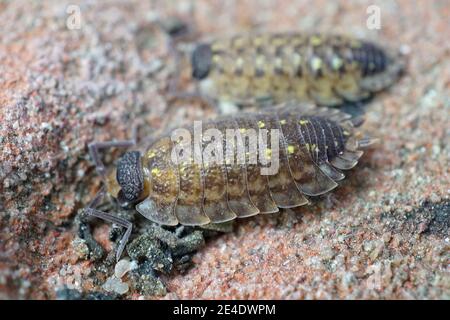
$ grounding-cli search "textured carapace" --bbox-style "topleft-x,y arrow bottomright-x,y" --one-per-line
106,103 -> 375,227
191,32 -> 406,106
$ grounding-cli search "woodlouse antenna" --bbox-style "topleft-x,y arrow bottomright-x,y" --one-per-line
88,131 -> 137,178
85,128 -> 139,261
84,186 -> 133,262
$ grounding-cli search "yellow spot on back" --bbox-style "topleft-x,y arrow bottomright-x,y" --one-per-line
148,151 -> 156,158
299,119 -> 309,125
211,41 -> 226,51
272,37 -> 285,47
151,168 -> 160,176
233,37 -> 245,48
275,57 -> 283,68
292,53 -> 302,66
343,130 -> 350,136
311,57 -> 322,71
350,40 -> 362,48
212,55 -> 221,64
310,35 -> 322,46
255,55 -> 265,67
287,145 -> 295,154
280,119 -> 286,125
254,36 -> 263,46
258,121 -> 265,128
331,57 -> 343,70
265,148 -> 272,159
240,128 -> 247,133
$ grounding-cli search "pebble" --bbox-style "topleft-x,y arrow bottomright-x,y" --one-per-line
103,276 -> 129,295
114,259 -> 137,278
219,101 -> 240,114
430,193 -> 441,203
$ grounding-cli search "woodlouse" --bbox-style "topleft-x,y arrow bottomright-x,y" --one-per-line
189,32 -> 406,107
85,103 -> 376,261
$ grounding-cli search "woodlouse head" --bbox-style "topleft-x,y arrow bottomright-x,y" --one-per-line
110,151 -> 147,208
191,43 -> 212,80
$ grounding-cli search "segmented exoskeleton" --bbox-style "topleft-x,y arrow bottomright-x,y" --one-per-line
190,32 -> 405,107
85,103 -> 376,260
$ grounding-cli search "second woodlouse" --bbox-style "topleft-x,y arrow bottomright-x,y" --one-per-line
189,32 -> 406,107
85,103 -> 376,261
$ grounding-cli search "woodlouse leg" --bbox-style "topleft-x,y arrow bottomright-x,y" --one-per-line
330,95 -> 374,119
161,19 -> 218,114
88,126 -> 137,177
166,40 -> 184,98
161,4 -> 222,115
163,0 -> 199,93
84,187 -> 133,262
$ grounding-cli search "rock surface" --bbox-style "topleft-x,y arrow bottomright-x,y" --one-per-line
0,0 -> 449,299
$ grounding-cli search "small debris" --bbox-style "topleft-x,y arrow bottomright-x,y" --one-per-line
56,287 -> 117,300
71,238 -> 90,260
114,259 -> 137,278
103,276 -> 129,295
129,261 -> 167,296
218,101 -> 240,114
